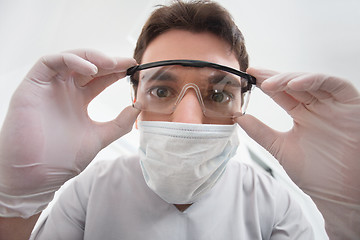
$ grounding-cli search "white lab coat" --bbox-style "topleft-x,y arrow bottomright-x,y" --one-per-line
31,154 -> 315,239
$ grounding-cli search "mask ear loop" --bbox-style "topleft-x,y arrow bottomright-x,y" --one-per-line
173,83 -> 207,114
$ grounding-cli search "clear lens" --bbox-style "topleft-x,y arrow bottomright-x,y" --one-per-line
130,65 -> 252,118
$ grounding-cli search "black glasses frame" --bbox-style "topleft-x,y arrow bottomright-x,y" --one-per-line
126,59 -> 256,91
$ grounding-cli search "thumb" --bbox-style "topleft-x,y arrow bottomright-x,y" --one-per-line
96,106 -> 141,148
235,114 -> 282,157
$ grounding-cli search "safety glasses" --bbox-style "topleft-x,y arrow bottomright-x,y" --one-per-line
127,60 -> 256,119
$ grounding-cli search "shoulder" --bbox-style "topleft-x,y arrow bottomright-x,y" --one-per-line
81,154 -> 141,179
225,159 -> 279,194
225,159 -> 309,210
66,155 -> 142,198
228,159 -> 315,238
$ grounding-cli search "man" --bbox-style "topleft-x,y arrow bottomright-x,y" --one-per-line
0,1 -> 359,239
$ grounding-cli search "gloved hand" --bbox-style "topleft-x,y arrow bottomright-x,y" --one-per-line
0,49 -> 140,218
236,68 -> 360,239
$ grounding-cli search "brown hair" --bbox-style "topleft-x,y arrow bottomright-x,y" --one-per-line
133,0 -> 249,71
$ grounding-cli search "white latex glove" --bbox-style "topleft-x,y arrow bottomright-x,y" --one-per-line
0,49 -> 140,218
236,68 -> 360,240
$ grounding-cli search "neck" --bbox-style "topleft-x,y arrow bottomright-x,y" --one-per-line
174,204 -> 192,212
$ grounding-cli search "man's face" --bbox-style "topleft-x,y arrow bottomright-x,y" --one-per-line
139,29 -> 240,124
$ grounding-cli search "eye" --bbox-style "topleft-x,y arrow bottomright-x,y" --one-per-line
149,87 -> 172,98
210,90 -> 232,103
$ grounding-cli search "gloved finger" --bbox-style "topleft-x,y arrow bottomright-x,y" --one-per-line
39,53 -> 98,82
246,67 -> 279,87
273,72 -> 340,102
266,90 -> 301,112
66,50 -> 136,79
260,72 -> 307,92
274,88 -> 332,107
287,73 -> 360,103
284,89 -> 316,105
82,72 -> 126,103
64,49 -> 118,70
95,106 -> 141,148
246,67 -> 303,111
235,113 -> 283,158
248,68 -> 339,112
261,71 -> 359,103
75,57 -> 136,87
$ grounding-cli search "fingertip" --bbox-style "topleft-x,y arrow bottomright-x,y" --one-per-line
257,78 -> 276,94
234,113 -> 281,154
113,57 -> 138,72
62,53 -> 101,76
128,104 -> 141,114
259,80 -> 270,89
246,67 -> 264,78
119,105 -> 141,122
234,113 -> 257,130
109,58 -> 118,69
114,106 -> 141,134
246,67 -> 280,83
90,65 -> 98,75
72,49 -> 118,70
245,67 -> 256,75
97,106 -> 141,148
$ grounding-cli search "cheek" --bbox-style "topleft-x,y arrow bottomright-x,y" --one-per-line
139,111 -> 235,125
139,112 -> 170,122
203,117 -> 235,125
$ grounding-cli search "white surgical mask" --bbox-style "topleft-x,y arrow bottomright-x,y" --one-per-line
138,121 -> 239,204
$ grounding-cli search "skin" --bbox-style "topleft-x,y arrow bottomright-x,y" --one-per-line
139,29 -> 240,211
0,213 -> 40,240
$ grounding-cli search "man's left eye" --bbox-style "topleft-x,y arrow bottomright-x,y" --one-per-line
210,90 -> 232,103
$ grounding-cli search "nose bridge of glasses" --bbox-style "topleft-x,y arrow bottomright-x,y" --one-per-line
174,83 -> 205,110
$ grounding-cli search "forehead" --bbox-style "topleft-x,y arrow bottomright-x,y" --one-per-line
139,65 -> 242,87
141,30 -> 240,70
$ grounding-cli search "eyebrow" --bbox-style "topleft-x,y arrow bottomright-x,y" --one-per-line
142,68 -> 242,88
142,68 -> 178,82
208,73 -> 242,87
